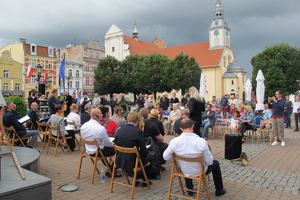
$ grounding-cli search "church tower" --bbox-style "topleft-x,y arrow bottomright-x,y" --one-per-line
132,22 -> 139,41
209,0 -> 231,49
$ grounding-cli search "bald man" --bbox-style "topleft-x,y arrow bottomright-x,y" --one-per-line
26,102 -> 39,129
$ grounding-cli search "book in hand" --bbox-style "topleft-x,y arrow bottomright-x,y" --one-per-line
18,115 -> 31,124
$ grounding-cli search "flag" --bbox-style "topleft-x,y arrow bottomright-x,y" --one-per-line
59,57 -> 65,81
26,64 -> 34,78
43,71 -> 50,83
206,90 -> 209,95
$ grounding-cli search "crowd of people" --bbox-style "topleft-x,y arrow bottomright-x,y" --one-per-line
2,86 -> 300,198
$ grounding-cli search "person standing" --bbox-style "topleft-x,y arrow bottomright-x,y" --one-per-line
292,95 -> 300,131
271,91 -> 286,146
284,96 -> 292,129
220,94 -> 228,118
110,93 -> 118,116
80,92 -> 91,114
136,93 -> 145,109
144,94 -> 149,109
211,96 -> 217,105
92,93 -> 101,108
149,94 -> 156,107
48,89 -> 65,116
181,94 -> 188,107
160,93 -> 169,111
63,91 -> 73,116
76,92 -> 82,113
188,86 -> 205,136
170,92 -> 179,106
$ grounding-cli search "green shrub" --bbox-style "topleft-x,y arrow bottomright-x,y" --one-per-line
4,96 -> 27,118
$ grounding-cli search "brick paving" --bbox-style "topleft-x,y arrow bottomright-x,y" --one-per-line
35,123 -> 300,200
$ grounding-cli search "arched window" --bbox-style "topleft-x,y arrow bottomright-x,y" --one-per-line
76,70 -> 79,77
85,77 -> 90,85
68,69 -> 72,77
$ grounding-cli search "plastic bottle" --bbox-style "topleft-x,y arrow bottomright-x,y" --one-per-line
100,168 -> 105,183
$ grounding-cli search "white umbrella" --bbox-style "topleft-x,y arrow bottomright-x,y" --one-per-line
255,70 -> 265,111
245,79 -> 252,102
0,90 -> 5,106
199,73 -> 206,100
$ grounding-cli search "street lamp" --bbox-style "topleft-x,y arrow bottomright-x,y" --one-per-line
66,75 -> 71,95
35,64 -> 44,94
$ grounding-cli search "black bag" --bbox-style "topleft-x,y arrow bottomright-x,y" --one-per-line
144,137 -> 161,176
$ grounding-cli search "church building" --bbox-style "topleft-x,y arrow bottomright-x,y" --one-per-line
104,0 -> 246,100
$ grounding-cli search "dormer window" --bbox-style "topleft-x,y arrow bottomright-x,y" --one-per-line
48,46 -> 54,57
31,44 -> 37,55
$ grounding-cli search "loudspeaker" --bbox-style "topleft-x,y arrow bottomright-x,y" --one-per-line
225,134 -> 242,160
38,84 -> 45,95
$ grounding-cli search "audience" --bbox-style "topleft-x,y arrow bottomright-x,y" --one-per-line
26,102 -> 39,130
110,105 -> 126,128
200,104 -> 215,140
66,104 -> 81,151
174,109 -> 190,135
230,110 -> 241,135
80,104 -> 91,125
148,109 -> 165,136
99,106 -> 118,137
163,103 -> 181,135
240,105 -> 255,143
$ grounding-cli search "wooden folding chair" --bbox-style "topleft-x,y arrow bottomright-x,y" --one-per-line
27,120 -> 36,130
214,118 -> 228,140
66,121 -> 82,150
46,125 -> 72,157
110,144 -> 151,199
255,120 -> 273,144
4,126 -> 31,147
174,132 -> 180,137
77,137 -> 112,184
36,121 -> 50,149
167,154 -> 210,200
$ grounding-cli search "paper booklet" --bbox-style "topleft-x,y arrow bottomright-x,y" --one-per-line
18,115 -> 30,124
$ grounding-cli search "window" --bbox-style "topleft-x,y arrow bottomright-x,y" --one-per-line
40,60 -> 45,68
68,69 -> 72,77
76,81 -> 80,88
40,76 -> 44,84
48,47 -> 53,57
48,76 -> 53,84
96,52 -> 100,58
76,70 -> 79,77
89,51 -> 93,58
112,47 -> 115,52
49,61 -> 53,70
15,83 -> 20,91
86,63 -> 90,71
3,83 -> 8,90
30,44 -> 37,55
232,80 -> 234,85
69,81 -> 72,88
3,70 -> 8,77
29,75 -> 36,84
30,59 -> 36,68
93,64 -> 96,70
85,76 -> 90,85
214,38 -> 219,47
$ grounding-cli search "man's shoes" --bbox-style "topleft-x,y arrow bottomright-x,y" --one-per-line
271,141 -> 278,146
281,141 -> 285,147
188,191 -> 195,196
106,171 -> 122,177
289,126 -> 292,129
160,166 -> 165,171
294,129 -> 299,131
26,145 -> 33,148
215,188 -> 226,196
141,181 -> 152,187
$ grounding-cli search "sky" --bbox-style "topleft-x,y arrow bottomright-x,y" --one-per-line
1,0 -> 299,79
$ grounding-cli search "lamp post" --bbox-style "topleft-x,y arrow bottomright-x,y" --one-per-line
36,64 -> 44,94
66,75 -> 71,95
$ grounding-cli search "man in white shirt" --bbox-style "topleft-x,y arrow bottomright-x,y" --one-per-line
148,94 -> 156,107
163,118 -> 226,197
144,94 -> 149,109
81,108 -> 121,177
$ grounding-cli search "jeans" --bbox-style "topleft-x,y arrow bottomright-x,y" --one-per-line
200,121 -> 212,139
294,113 -> 299,130
284,112 -> 291,127
19,130 -> 39,147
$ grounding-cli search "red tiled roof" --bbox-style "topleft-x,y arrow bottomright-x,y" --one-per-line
123,36 -> 224,67
24,44 -> 57,58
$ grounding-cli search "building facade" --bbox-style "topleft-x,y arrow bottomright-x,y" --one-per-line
104,0 -> 246,101
0,50 -> 24,98
59,39 -> 105,97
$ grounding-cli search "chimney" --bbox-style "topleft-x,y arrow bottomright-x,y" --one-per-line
19,38 -> 26,44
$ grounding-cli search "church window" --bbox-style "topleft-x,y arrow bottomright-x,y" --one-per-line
112,47 -> 115,52
232,80 -> 234,85
214,38 -> 219,46
223,57 -> 226,68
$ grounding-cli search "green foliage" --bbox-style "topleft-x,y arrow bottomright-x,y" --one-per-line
264,67 -> 286,98
4,96 -> 27,118
251,43 -> 300,95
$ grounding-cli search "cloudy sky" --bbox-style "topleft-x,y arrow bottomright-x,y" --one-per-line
1,0 -> 299,78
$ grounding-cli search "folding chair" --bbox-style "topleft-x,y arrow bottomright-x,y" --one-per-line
36,121 -> 50,149
214,118 -> 228,140
27,120 -> 36,130
66,121 -> 82,150
167,154 -> 210,200
77,137 -> 112,184
174,132 -> 180,137
250,117 -> 263,143
255,120 -> 273,144
4,126 -> 31,147
46,125 -> 72,157
110,144 -> 151,199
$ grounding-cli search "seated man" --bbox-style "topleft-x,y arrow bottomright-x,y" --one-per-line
114,112 -> 154,183
147,101 -> 155,113
163,118 -> 226,197
80,103 -> 91,125
200,104 -> 215,139
163,103 -> 181,135
2,100 -> 38,148
174,109 -> 190,135
80,108 -> 121,177
26,102 -> 39,129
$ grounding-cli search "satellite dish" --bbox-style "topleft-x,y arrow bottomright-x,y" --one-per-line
0,90 -> 5,106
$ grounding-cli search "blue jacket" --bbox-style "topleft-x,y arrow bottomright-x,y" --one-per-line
48,97 -> 64,115
221,98 -> 228,106
3,111 -> 27,136
272,99 -> 285,117
241,112 -> 255,125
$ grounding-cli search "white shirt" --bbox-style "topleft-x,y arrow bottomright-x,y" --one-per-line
293,102 -> 300,113
163,133 -> 213,177
148,98 -> 156,106
66,112 -> 81,130
80,119 -> 113,154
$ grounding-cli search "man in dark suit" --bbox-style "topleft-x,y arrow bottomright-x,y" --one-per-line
200,104 -> 215,139
63,91 -> 73,116
110,93 -> 118,116
26,102 -> 39,130
28,91 -> 37,109
80,104 -> 91,125
174,109 -> 190,135
170,92 -> 179,106
114,112 -> 154,182
160,93 -> 169,111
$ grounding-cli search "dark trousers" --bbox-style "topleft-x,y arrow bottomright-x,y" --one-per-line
241,123 -> 253,135
99,147 -> 115,167
66,130 -> 76,150
285,112 -> 291,127
294,113 -> 299,130
193,122 -> 202,137
185,160 -> 223,191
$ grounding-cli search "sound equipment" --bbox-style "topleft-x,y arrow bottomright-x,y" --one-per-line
231,152 -> 248,166
225,134 -> 242,160
38,84 -> 45,95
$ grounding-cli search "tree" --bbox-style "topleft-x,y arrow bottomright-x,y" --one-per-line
167,52 -> 201,96
4,96 -> 27,118
94,56 -> 124,96
264,67 -> 286,99
251,43 -> 300,95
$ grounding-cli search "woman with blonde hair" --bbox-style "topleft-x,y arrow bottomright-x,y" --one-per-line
110,105 -> 126,128
65,104 -> 80,151
48,88 -> 64,115
240,105 -> 255,142
188,86 -> 205,136
149,109 -> 165,136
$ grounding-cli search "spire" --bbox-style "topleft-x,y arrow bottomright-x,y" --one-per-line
214,0 -> 224,20
132,21 -> 139,41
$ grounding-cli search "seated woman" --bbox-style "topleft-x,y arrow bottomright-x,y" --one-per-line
239,106 -> 244,116
47,104 -> 69,149
156,102 -> 163,120
110,105 -> 126,128
240,105 -> 255,142
211,104 -> 220,114
229,103 -> 237,115
99,106 -> 118,137
65,104 -> 80,151
148,109 -> 165,136
230,110 -> 241,135
134,104 -> 140,112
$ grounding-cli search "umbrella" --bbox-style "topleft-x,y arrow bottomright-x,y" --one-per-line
245,79 -> 252,102
0,90 -> 5,106
255,70 -> 265,111
199,73 -> 206,99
